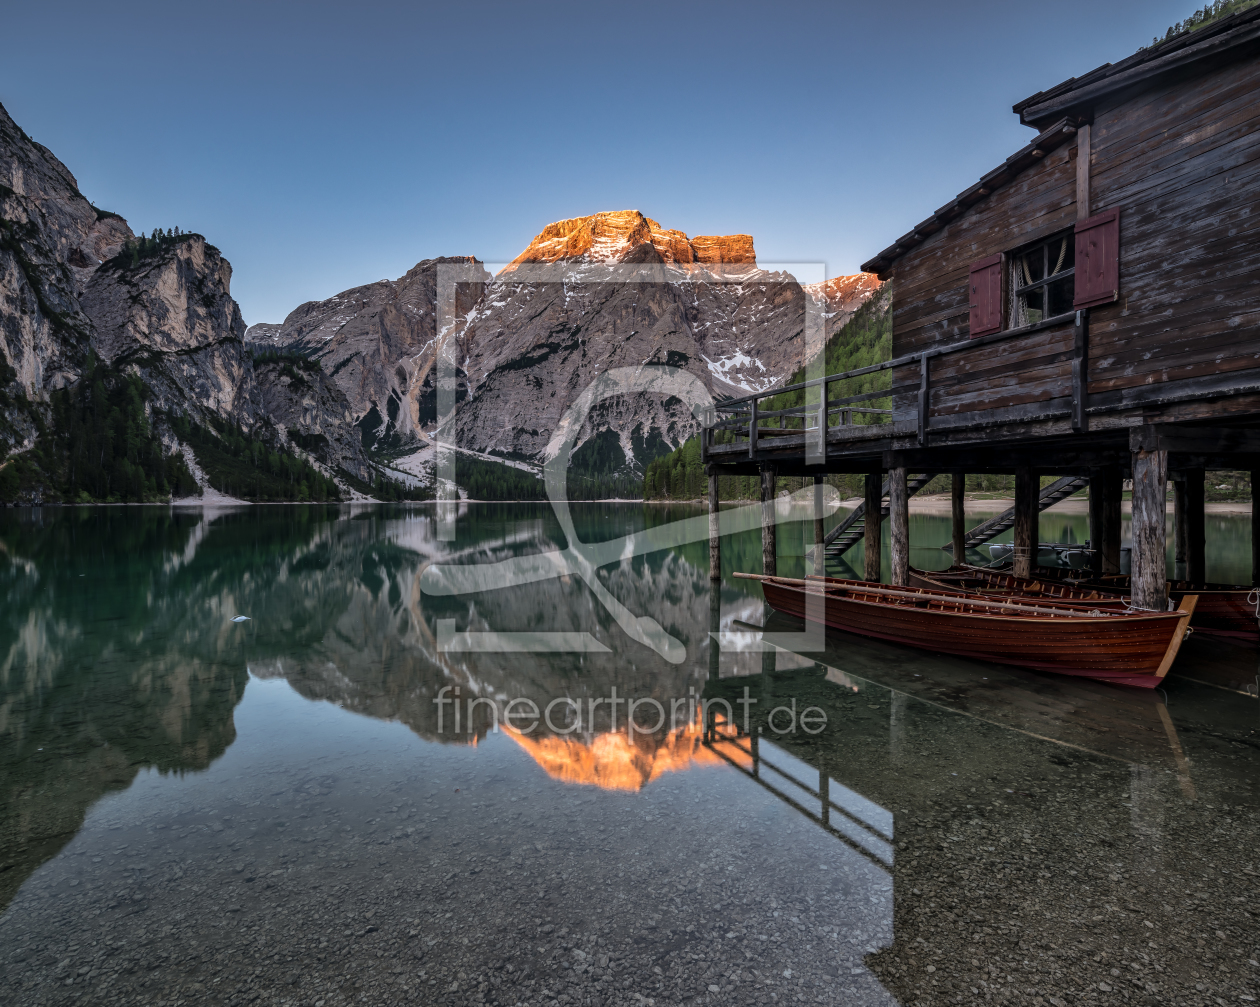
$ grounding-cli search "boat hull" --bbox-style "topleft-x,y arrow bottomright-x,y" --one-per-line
1024,567 -> 1259,642
760,579 -> 1194,689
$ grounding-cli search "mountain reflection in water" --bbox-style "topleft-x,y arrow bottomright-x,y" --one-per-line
0,503 -> 1256,1007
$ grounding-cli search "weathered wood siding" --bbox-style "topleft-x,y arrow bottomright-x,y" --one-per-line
888,144 -> 1077,421
887,53 -> 1260,429
1087,56 -> 1260,396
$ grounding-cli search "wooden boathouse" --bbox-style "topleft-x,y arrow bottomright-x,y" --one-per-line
704,8 -> 1260,608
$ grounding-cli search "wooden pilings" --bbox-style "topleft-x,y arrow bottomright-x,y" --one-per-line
1185,468 -> 1205,585
760,464 -> 777,577
1130,441 -> 1168,611
1013,468 -> 1038,579
813,476 -> 825,576
889,466 -> 909,586
1089,466 -> 1123,575
707,469 -> 721,580
864,471 -> 882,582
1254,468 -> 1260,588
1173,477 -> 1188,581
951,473 -> 965,564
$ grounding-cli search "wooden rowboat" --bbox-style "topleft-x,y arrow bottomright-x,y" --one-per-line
906,566 -> 1132,609
737,572 -> 1197,689
991,565 -> 1259,642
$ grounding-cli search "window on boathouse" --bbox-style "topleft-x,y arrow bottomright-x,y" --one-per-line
1010,230 -> 1075,327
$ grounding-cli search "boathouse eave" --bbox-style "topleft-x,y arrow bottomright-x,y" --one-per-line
859,116 -> 1083,278
1013,4 -> 1260,128
861,5 -> 1260,280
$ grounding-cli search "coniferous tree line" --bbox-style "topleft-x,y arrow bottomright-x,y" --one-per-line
104,227 -> 202,271
1143,0 -> 1257,49
0,354 -> 198,503
170,413 -> 341,503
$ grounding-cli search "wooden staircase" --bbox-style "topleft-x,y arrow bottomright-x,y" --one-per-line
943,475 -> 1090,554
822,473 -> 939,564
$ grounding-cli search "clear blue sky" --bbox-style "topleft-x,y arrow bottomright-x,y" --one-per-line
2,0 -> 1198,325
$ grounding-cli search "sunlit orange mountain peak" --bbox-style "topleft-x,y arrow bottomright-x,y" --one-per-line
500,210 -> 757,274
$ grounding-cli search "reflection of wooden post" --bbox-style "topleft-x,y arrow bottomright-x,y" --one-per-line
1014,468 -> 1039,579
1173,477 -> 1188,581
813,476 -> 825,576
951,474 -> 965,566
708,469 -> 721,581
1130,434 -> 1168,611
889,466 -> 909,586
864,471 -> 882,582
890,691 -> 907,764
1185,469 -> 1205,586
760,464 -> 777,577
819,770 -> 830,826
708,581 -> 721,682
750,728 -> 760,779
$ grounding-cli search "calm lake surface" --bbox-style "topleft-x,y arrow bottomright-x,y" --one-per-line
0,503 -> 1256,1007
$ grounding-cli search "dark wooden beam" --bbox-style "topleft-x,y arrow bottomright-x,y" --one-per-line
760,464 -> 777,577
1014,468 -> 1039,579
951,473 -> 966,565
1173,478 -> 1189,581
1185,468 -> 1206,586
1130,442 -> 1168,611
864,471 -> 883,583
708,470 -> 721,581
889,466 -> 909,586
813,476 -> 825,577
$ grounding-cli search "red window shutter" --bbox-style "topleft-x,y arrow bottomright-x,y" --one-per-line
1074,209 -> 1120,309
968,254 -> 1002,338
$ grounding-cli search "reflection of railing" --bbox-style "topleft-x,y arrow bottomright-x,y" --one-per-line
703,722 -> 893,869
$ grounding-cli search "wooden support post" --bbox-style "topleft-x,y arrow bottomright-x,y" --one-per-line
1098,465 -> 1123,575
917,354 -> 930,446
1076,122 -> 1091,219
1013,467 -> 1039,579
1130,438 -> 1168,611
1173,477 -> 1188,581
708,468 -> 721,581
889,466 -> 909,586
1072,310 -> 1089,432
1186,468 -> 1205,586
864,471 -> 883,582
760,464 -> 777,577
1089,468 -> 1104,576
748,398 -> 759,459
951,473 -> 965,565
1253,467 -> 1260,587
813,476 -> 825,577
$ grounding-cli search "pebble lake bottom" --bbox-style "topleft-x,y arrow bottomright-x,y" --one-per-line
0,503 -> 1256,1007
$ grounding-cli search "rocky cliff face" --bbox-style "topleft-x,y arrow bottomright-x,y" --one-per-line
450,210 -> 869,472
82,236 -> 258,424
246,257 -> 489,450
0,102 -> 130,451
253,357 -> 372,481
803,272 -> 883,339
250,210 -> 880,480
0,101 -> 371,492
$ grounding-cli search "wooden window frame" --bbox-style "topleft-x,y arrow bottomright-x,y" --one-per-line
1010,229 -> 1076,328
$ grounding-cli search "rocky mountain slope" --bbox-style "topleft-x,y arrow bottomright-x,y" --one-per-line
250,210 -> 881,480
0,101 -> 371,496
245,257 -> 488,450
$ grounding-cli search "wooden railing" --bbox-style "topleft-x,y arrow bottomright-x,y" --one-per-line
703,309 -> 1084,462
